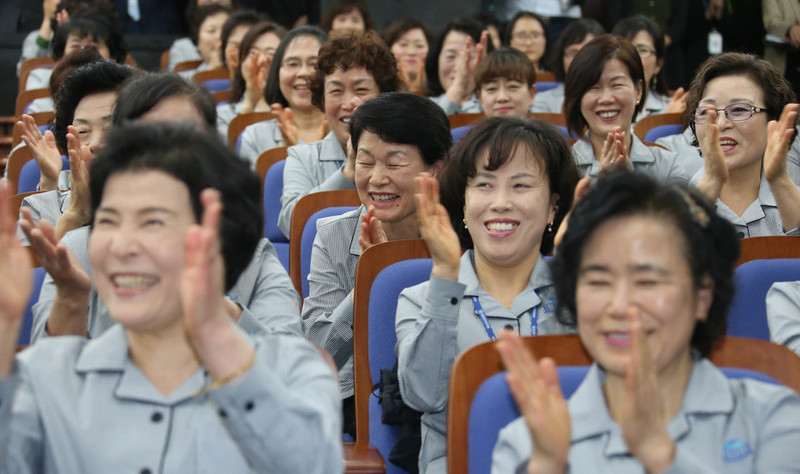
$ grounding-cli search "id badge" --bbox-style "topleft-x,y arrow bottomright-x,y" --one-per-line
708,28 -> 723,55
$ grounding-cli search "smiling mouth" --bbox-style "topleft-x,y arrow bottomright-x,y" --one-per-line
485,221 -> 519,232
597,111 -> 620,119
370,193 -> 399,204
111,274 -> 159,290
719,138 -> 738,151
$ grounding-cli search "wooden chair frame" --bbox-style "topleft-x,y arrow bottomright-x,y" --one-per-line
227,111 -> 275,149
448,113 -> 483,129
15,89 -> 51,118
447,335 -> 800,473
633,112 -> 683,142
288,189 -> 361,295
18,57 -> 55,93
528,112 -> 567,127
5,146 -> 34,195
255,146 -> 289,185
191,68 -> 230,85
535,71 -> 556,82
173,59 -> 203,73
737,236 -> 800,267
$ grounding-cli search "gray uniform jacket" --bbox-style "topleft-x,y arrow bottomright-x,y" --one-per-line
16,189 -> 71,246
689,171 -> 800,237
429,93 -> 482,115
572,134 -> 689,186
167,37 -> 201,72
301,206 -> 364,399
492,358 -> 800,473
216,100 -> 245,141
0,323 -> 343,473
238,118 -> 305,167
17,30 -> 49,76
278,131 -> 354,238
530,83 -> 564,113
31,226 -> 301,341
395,251 -> 575,474
767,281 -> 800,357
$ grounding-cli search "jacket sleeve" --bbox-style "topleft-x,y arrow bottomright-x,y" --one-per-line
395,276 -> 466,412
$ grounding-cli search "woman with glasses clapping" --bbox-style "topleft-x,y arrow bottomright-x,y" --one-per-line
690,52 -> 800,237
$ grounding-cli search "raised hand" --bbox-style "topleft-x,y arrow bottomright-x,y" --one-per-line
358,205 -> 387,253
398,59 -> 427,95
665,87 -> 687,115
764,103 -> 799,183
496,331 -> 570,474
0,182 -> 33,326
18,114 -> 62,191
553,177 -> 591,252
271,103 -> 300,146
55,128 -> 91,240
415,173 -> 460,280
599,127 -> 628,171
694,106 -> 727,202
618,309 -> 676,473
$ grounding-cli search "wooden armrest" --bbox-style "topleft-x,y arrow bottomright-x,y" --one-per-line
343,442 -> 385,473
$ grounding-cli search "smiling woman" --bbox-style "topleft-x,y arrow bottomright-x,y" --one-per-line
0,122 -> 342,472
395,117 -> 579,473
301,92 -> 451,438
564,34 -> 687,186
491,170 -> 800,473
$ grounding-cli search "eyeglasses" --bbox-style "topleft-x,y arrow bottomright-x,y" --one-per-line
691,103 -> 765,124
281,58 -> 317,71
635,45 -> 656,58
512,31 -> 544,42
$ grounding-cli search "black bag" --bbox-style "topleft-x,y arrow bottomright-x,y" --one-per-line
376,362 -> 422,473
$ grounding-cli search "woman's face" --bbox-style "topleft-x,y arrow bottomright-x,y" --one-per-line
580,58 -> 642,138
243,31 -> 282,76
478,77 -> 535,117
65,33 -> 110,59
510,17 -> 546,67
324,66 -> 380,145
354,130 -> 435,227
438,30 -> 472,91
197,11 -> 229,64
464,145 -> 557,268
391,28 -> 429,73
224,24 -> 251,73
73,90 -> 116,158
631,30 -> 660,87
278,35 -> 321,110
575,215 -> 712,378
562,33 -> 595,74
330,9 -> 365,36
90,170 -> 197,334
693,74 -> 769,175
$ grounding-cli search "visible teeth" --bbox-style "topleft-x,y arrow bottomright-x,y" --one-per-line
486,222 -> 518,232
112,275 -> 157,289
342,118 -> 351,124
371,194 -> 398,202
719,139 -> 736,147
607,332 -> 629,340
599,111 -> 619,118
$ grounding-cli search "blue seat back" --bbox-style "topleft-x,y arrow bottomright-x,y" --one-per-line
467,366 -> 780,473
451,125 -> 472,143
368,258 -> 432,473
300,206 -> 357,298
20,267 -> 47,346
728,258 -> 800,340
535,81 -> 560,93
643,123 -> 683,142
201,78 -> 231,92
18,155 -> 70,193
263,160 -> 287,243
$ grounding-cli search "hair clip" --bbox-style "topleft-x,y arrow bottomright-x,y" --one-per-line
674,187 -> 710,229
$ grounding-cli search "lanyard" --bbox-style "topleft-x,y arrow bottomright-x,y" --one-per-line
471,295 -> 539,341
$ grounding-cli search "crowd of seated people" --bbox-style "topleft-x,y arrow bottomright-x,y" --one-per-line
3,1 -> 800,472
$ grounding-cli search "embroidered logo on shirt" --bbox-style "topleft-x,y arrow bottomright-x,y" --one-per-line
542,298 -> 556,315
723,439 -> 753,463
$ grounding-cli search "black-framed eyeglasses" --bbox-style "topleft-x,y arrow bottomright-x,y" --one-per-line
691,103 -> 765,124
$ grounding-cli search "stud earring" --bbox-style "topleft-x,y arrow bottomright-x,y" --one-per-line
546,222 -> 553,233
463,217 -> 468,229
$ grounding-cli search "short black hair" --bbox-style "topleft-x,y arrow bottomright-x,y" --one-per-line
54,60 -> 135,151
381,17 -> 432,53
612,14 -> 669,96
112,72 -> 216,129
426,17 -> 496,97
51,11 -> 127,63
229,21 -> 287,104
475,47 -> 536,89
503,11 -> 547,47
319,0 -> 373,33
350,92 -> 452,167
264,26 -> 328,107
190,3 -> 232,45
89,122 -> 261,291
439,117 -> 580,255
547,18 -> 604,81
553,169 -> 739,357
